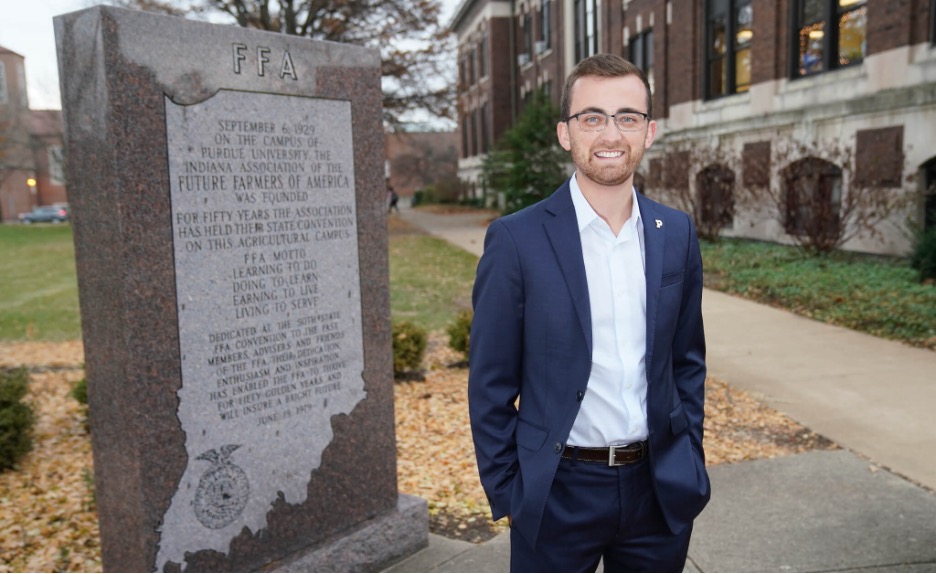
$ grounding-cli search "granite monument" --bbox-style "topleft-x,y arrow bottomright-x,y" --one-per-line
55,6 -> 426,572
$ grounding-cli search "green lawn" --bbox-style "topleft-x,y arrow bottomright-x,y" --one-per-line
0,223 -> 479,342
701,238 -> 936,349
388,234 -> 478,332
0,225 -> 81,341
2,222 -> 931,349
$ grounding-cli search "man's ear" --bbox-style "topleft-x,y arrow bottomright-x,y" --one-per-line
644,119 -> 657,150
557,121 -> 572,151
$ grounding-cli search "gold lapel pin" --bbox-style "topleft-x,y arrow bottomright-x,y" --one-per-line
655,219 -> 663,229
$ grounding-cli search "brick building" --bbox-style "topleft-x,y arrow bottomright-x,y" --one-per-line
0,45 -> 67,222
451,0 -> 936,254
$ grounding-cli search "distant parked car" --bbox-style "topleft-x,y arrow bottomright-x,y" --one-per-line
18,205 -> 69,224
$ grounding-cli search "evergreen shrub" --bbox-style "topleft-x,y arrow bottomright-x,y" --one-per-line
910,226 -> 936,282
392,321 -> 427,376
447,310 -> 472,360
0,367 -> 35,471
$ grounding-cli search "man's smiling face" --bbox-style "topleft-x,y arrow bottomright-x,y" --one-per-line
557,74 -> 656,190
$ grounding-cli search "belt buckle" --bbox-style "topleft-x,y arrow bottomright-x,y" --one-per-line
608,442 -> 643,466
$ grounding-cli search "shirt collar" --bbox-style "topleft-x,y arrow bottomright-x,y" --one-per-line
569,173 -> 642,235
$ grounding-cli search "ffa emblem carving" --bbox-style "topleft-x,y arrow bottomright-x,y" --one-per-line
193,444 -> 249,529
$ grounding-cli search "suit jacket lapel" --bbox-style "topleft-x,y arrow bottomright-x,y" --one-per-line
637,192 -> 664,373
543,183 -> 593,355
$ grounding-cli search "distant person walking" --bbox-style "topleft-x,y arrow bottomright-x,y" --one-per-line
388,183 -> 400,214
468,53 -> 709,572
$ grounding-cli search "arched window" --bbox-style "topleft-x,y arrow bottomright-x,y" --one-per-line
696,164 -> 735,235
783,157 -> 842,239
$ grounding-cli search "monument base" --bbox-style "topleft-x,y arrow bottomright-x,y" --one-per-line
270,494 -> 428,573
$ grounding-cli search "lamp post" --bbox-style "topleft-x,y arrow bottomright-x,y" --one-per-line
27,177 -> 37,208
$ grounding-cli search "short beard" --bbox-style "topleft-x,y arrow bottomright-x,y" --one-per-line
574,141 -> 645,188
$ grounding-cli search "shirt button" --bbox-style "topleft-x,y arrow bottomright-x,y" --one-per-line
554,443 -> 563,453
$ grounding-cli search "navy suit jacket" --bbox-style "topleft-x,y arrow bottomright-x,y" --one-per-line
468,180 -> 711,547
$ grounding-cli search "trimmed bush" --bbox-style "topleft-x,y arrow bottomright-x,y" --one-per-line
72,377 -> 90,432
392,321 -> 427,376
0,367 -> 36,471
71,377 -> 88,405
447,310 -> 473,360
910,226 -> 936,282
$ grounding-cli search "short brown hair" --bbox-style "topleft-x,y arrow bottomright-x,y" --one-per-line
560,54 -> 652,121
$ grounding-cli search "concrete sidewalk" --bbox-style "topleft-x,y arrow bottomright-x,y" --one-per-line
385,203 -> 936,573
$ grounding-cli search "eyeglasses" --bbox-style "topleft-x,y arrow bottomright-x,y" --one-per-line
565,111 -> 650,133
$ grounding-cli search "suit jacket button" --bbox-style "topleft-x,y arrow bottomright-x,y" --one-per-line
554,443 -> 562,453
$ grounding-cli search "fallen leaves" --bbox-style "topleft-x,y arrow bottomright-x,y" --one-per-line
0,342 -> 98,573
0,335 -> 837,570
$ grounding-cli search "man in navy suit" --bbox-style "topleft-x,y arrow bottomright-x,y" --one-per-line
468,54 -> 710,572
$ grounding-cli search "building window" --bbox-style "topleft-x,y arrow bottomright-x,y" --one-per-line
481,102 -> 490,154
48,146 -> 66,185
783,157 -> 842,238
574,0 -> 600,62
459,56 -> 467,91
0,61 -> 7,104
706,0 -> 752,98
471,107 -> 479,157
469,47 -> 477,85
931,0 -> 936,45
541,0 -> 552,51
479,29 -> 488,78
522,12 -> 533,61
794,0 -> 867,78
462,115 -> 470,158
629,29 -> 654,96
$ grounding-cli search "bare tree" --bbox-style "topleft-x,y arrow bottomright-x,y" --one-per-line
650,141 -> 741,242
389,134 -> 458,197
0,108 -> 38,219
746,138 -> 915,254
108,0 -> 456,128
0,110 -> 31,187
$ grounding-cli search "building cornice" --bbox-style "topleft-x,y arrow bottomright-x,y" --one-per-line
450,0 -> 514,35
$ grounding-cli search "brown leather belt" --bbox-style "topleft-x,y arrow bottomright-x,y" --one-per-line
561,441 -> 648,466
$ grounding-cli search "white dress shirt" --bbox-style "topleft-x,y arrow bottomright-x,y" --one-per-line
566,174 -> 649,447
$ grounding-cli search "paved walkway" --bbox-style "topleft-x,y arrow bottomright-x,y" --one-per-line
385,202 -> 936,573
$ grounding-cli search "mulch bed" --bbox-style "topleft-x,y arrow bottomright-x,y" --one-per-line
0,334 -> 835,571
